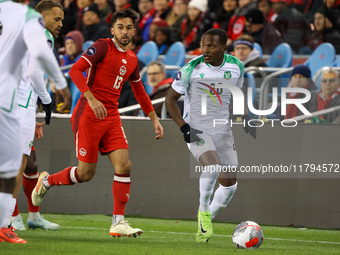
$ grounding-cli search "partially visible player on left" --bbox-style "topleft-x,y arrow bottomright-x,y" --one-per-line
0,0 -> 67,243
9,0 -> 67,232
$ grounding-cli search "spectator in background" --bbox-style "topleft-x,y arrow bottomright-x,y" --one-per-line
137,0 -> 155,41
227,0 -> 257,46
324,0 -> 340,28
307,6 -> 340,53
167,0 -> 189,26
244,8 -> 282,54
233,35 -> 267,67
257,0 -> 277,23
76,0 -> 93,31
128,27 -> 144,52
82,4 -> 112,42
63,31 -> 85,67
213,0 -> 238,32
181,0 -> 208,51
114,0 -> 132,11
309,69 -> 340,124
94,0 -> 114,24
153,26 -> 173,54
153,0 -> 172,20
146,61 -> 174,117
270,0 -> 311,53
285,65 -> 317,119
149,18 -> 169,40
169,0 -> 189,42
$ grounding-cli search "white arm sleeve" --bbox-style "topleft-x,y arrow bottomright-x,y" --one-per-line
29,66 -> 51,104
23,20 -> 67,91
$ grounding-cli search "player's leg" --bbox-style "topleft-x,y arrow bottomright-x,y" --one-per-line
107,149 -> 142,237
209,133 -> 238,219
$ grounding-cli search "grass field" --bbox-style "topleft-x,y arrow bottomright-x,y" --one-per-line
2,213 -> 340,254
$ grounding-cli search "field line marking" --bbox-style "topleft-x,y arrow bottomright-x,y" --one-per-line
62,226 -> 340,245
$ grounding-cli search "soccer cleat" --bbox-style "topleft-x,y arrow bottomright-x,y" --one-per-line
27,216 -> 59,231
196,229 -> 209,243
198,210 -> 213,239
0,227 -> 27,243
31,171 -> 50,206
109,220 -> 143,237
11,218 -> 26,231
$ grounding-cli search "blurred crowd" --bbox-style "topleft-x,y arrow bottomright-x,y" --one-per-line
28,0 -> 340,55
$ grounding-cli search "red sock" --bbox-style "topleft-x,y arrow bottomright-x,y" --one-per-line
23,172 -> 40,212
47,167 -> 81,186
12,200 -> 20,217
112,174 -> 131,215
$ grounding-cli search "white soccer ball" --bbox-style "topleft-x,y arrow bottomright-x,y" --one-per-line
232,221 -> 264,249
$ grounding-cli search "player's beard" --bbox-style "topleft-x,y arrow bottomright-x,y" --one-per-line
114,34 -> 131,46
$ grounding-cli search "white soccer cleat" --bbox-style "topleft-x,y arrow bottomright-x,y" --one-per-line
11,218 -> 26,231
31,171 -> 50,206
27,217 -> 59,231
109,220 -> 143,237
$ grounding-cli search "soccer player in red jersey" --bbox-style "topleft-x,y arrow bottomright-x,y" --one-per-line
32,9 -> 164,237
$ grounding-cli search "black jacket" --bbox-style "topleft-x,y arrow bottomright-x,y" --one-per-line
82,19 -> 112,42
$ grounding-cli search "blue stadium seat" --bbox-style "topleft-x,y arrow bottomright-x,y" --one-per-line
304,43 -> 336,77
161,42 -> 186,79
332,54 -> 340,67
137,41 -> 159,66
266,43 -> 292,68
82,40 -> 94,52
69,80 -> 81,114
245,72 -> 256,118
253,42 -> 263,58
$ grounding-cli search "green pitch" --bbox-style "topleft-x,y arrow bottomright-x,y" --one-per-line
2,214 -> 340,254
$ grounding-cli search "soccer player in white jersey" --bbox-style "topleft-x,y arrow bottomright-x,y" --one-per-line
10,0 -> 70,232
165,28 -> 256,243
0,0 -> 67,243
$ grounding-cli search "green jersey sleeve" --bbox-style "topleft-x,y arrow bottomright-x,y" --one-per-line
45,29 -> 54,49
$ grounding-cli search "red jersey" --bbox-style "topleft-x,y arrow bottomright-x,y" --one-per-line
69,38 -> 154,119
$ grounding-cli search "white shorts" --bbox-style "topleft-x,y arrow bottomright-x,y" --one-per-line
18,106 -> 35,156
0,108 -> 21,175
188,131 -> 238,167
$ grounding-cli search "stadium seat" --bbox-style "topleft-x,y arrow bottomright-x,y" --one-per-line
304,43 -> 336,77
161,42 -> 186,79
331,54 -> 340,67
266,43 -> 292,69
245,72 -> 256,118
82,40 -> 94,52
253,42 -> 263,58
137,41 -> 159,66
69,80 -> 81,114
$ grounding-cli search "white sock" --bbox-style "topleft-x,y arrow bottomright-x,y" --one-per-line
28,212 -> 40,222
112,215 -> 124,225
0,194 -> 16,228
199,165 -> 220,212
11,213 -> 22,222
210,182 -> 238,219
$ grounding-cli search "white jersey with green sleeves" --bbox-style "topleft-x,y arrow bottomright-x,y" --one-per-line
0,1 -> 44,116
17,27 -> 54,110
171,54 -> 244,134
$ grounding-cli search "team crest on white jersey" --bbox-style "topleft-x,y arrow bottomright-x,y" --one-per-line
224,71 -> 232,80
119,65 -> 127,76
122,59 -> 127,64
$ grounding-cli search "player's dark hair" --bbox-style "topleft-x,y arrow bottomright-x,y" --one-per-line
35,0 -> 64,13
110,8 -> 138,27
203,28 -> 228,46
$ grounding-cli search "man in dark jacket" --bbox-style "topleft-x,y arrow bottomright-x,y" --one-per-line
82,4 -> 112,42
270,0 -> 311,53
244,8 -> 282,54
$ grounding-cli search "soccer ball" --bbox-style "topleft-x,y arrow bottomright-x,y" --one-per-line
232,221 -> 264,249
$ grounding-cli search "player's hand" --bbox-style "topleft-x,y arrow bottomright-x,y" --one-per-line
42,102 -> 52,125
180,123 -> 203,143
35,122 -> 45,140
153,120 -> 164,139
242,115 -> 256,139
58,87 -> 71,113
88,97 -> 107,119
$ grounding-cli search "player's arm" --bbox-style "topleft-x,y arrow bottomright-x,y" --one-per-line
69,40 -> 108,119
165,87 -> 202,143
